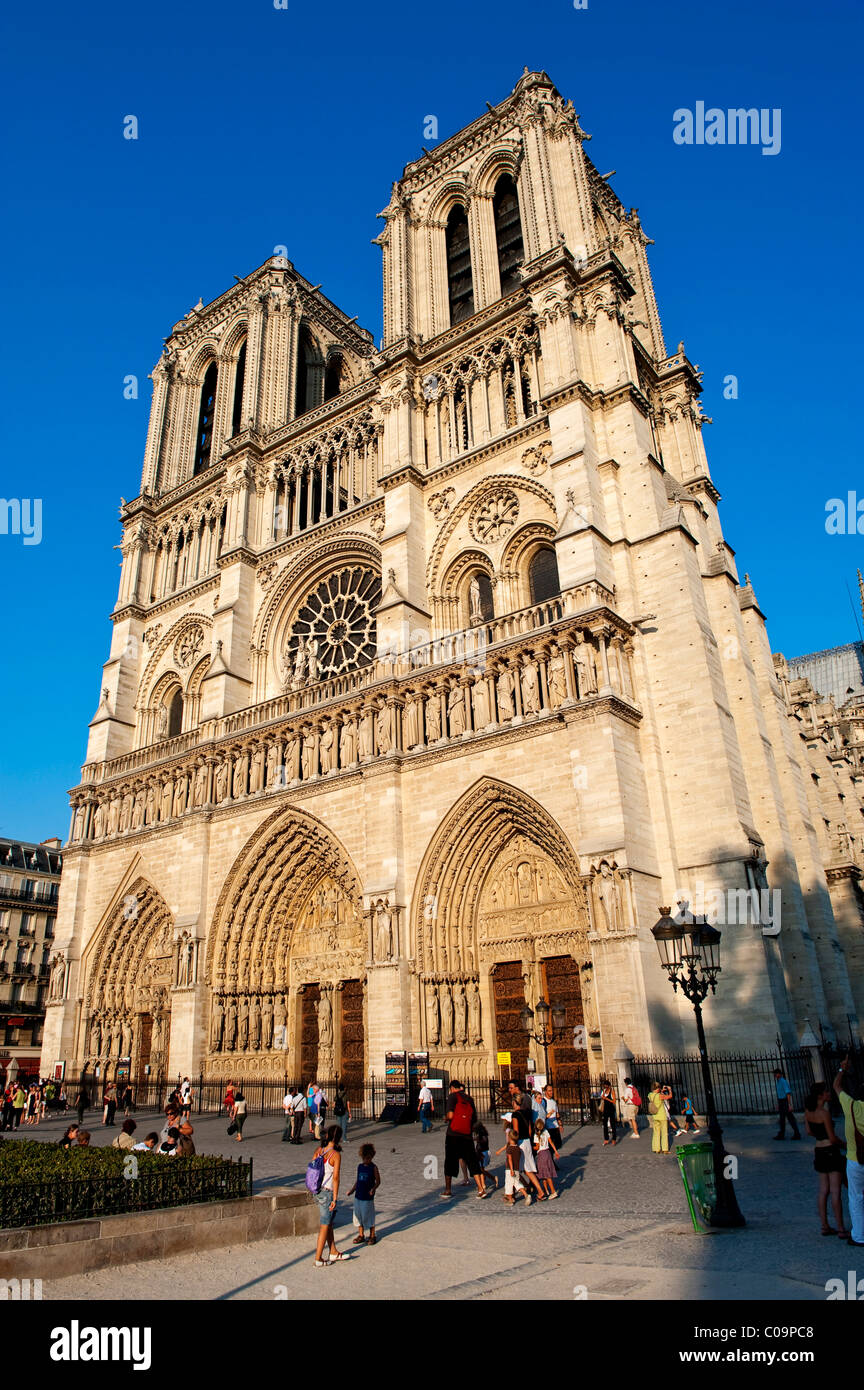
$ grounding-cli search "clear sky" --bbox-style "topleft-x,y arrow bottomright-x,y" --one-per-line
1,0 -> 862,843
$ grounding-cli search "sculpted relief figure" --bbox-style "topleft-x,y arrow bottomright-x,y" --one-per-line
440,982 -> 454,1046
319,722 -> 335,774
89,1015 -> 102,1057
172,774 -> 188,818
425,689 -> 441,742
249,995 -> 261,1049
426,983 -> 440,1045
108,797 -> 121,836
454,982 -> 468,1044
468,980 -> 482,1045
224,996 -> 237,1051
375,900 -> 393,961
145,783 -> 158,826
595,860 -> 623,933
375,700 -> 392,755
404,692 -> 422,749
49,952 -> 66,1001
318,991 -> 333,1050
285,732 -> 301,783
193,762 -> 208,806
468,575 -> 483,625
120,1017 -> 133,1058
157,704 -> 169,740
237,995 -> 250,1050
210,995 -> 224,1052
160,778 -> 173,822
306,637 -> 319,684
358,705 -> 374,761
496,665 -> 515,721
233,750 -> 249,799
548,642 -> 568,708
260,993 -> 274,1049
293,637 -> 307,687
574,633 -> 598,697
520,657 -> 540,715
250,744 -> 265,793
472,677 -> 491,730
92,801 -> 106,839
214,760 -> 229,803
447,682 -> 467,738
72,803 -> 87,841
339,715 -> 357,767
120,793 -> 133,832
301,728 -> 317,781
131,790 -> 145,829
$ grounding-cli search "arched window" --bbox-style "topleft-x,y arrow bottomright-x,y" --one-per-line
193,362 -> 218,475
167,688 -> 184,738
324,353 -> 343,402
295,325 -> 321,418
446,204 -> 474,325
230,340 -> 247,438
529,546 -> 561,605
493,175 -> 525,297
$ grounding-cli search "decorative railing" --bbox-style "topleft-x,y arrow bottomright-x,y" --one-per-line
70,596 -> 638,848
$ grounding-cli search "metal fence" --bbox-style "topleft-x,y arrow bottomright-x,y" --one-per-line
625,1044 -> 864,1117
0,1157 -> 253,1229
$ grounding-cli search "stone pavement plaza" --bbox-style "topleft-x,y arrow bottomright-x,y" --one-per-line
3,1108 -> 856,1301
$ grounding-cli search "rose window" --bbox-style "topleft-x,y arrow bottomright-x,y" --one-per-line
471,488 -> 519,542
285,566 -> 381,681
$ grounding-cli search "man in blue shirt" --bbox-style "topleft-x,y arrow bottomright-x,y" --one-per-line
773,1070 -> 801,1140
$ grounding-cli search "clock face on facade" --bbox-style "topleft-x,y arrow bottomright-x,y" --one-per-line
286,566 -> 381,680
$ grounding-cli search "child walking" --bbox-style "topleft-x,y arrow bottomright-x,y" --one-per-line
679,1094 -> 700,1134
533,1118 -> 560,1198
496,1119 -> 531,1206
348,1142 -> 381,1245
474,1121 -> 498,1191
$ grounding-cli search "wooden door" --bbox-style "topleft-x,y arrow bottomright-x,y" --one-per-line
541,955 -> 587,1083
491,961 -> 529,1079
300,985 -> 320,1082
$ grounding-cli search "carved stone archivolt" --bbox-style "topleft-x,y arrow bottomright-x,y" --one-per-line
588,858 -> 636,934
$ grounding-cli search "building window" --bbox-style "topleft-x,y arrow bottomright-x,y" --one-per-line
493,175 -> 525,297
167,689 -> 184,739
324,353 -> 343,402
529,546 -> 561,605
230,340 -> 247,438
295,326 -> 321,418
193,362 -> 219,475
446,205 -> 474,325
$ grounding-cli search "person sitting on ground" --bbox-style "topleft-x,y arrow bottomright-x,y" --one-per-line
76,1129 -> 92,1147
111,1118 -> 137,1150
132,1132 -> 160,1152
59,1123 -> 79,1149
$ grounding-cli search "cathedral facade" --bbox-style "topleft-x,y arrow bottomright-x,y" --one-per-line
41,71 -> 863,1089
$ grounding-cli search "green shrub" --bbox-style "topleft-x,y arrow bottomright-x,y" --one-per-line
0,1138 -> 252,1229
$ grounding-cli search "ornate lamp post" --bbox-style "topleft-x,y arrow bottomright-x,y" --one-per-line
651,905 -> 745,1229
519,998 -> 568,1083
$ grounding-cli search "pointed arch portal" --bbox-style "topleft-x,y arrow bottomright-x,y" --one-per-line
413,779 -> 595,1082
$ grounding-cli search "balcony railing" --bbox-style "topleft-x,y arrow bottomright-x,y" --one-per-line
0,883 -> 59,906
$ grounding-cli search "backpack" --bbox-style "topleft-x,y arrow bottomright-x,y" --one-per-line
450,1093 -> 474,1135
630,1086 -> 642,1107
334,1095 -> 346,1117
305,1153 -> 326,1194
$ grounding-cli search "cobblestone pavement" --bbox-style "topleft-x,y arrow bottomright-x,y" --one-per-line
3,1108 -> 855,1301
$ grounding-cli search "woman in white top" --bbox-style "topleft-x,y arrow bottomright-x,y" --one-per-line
232,1091 -> 248,1141
314,1125 -> 352,1266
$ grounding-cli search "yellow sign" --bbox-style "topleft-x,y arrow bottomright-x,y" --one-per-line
497,1051 -> 512,1065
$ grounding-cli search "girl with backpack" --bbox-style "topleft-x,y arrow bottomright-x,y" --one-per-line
621,1077 -> 641,1138
309,1125 -> 352,1266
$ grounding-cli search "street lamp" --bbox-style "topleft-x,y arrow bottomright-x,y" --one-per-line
651,904 -> 745,1229
519,997 -> 568,1082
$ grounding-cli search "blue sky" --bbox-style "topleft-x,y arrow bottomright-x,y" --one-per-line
1,0 -> 862,843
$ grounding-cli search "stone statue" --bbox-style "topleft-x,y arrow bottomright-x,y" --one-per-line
454,982 -> 468,1043
285,732 -> 301,783
293,637 -> 307,687
468,980 -> 482,1045
273,993 -> 286,1041
172,773 -> 188,818
472,677 -> 491,729
215,760 -> 229,803
596,860 -> 622,932
232,750 -> 249,799
157,705 -> 168,740
548,642 -> 567,707
193,763 -> 208,806
375,700 -> 392,754
306,637 -> 319,684
178,934 -> 195,987
301,729 -> 317,780
426,983 -> 440,1045
260,993 -> 274,1050
93,801 -> 106,839
49,953 -> 66,1001
120,1017 -> 133,1057
581,962 -> 599,1035
72,804 -> 86,840
108,798 -> 121,835
375,900 -> 393,961
120,794 -> 132,832
358,706 -> 374,760
319,723 -> 335,773
160,778 -> 173,822
447,683 -> 467,737
318,991 -> 333,1049
250,744 -> 265,793
131,790 -> 145,829
266,742 -> 280,788
425,690 -> 441,742
224,996 -> 237,1051
210,995 -> 224,1052
89,1015 -> 102,1057
237,995 -> 250,1050
339,716 -> 356,767
440,982 -> 454,1046
520,658 -> 540,715
250,995 -> 261,1049
404,693 -> 422,749
145,782 -> 157,826
469,575 -> 483,624
574,634 -> 598,696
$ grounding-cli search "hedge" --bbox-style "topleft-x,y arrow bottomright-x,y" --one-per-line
0,1138 -> 252,1229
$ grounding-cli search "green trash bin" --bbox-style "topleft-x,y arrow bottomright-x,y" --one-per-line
676,1141 -> 716,1232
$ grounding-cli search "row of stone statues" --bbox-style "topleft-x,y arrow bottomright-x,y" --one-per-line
425,978 -> 482,1048
280,635 -> 320,691
209,992 -> 284,1053
86,1009 -> 168,1059
74,632 -> 626,844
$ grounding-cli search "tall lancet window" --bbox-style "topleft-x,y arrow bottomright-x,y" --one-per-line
446,204 -> 474,325
493,175 -> 524,297
193,362 -> 218,475
230,339 -> 247,438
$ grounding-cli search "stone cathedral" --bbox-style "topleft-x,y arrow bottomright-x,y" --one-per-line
42,71 -> 863,1089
